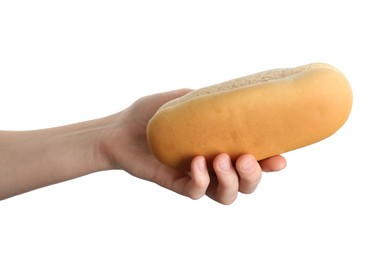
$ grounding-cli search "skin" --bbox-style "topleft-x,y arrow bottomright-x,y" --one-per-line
0,89 -> 286,204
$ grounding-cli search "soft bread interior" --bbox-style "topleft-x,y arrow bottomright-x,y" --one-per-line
160,63 -> 338,109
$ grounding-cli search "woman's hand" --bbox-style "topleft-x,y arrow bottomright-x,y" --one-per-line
102,89 -> 286,204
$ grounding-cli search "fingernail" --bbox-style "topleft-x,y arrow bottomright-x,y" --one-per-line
219,156 -> 231,171
241,157 -> 254,172
196,157 -> 207,172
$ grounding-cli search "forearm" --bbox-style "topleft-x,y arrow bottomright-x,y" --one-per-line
0,116 -> 116,200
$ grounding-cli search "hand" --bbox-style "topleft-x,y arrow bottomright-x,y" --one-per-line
102,89 -> 286,204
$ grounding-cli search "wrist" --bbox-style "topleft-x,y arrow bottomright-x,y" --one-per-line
34,114 -> 121,177
93,112 -> 127,171
75,114 -> 121,173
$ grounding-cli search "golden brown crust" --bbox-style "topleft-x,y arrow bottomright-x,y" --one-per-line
147,63 -> 353,171
159,63 -> 339,109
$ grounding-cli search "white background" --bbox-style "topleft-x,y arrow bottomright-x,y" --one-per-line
1,1 -> 389,259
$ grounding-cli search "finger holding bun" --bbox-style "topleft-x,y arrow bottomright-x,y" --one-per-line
147,63 -> 353,171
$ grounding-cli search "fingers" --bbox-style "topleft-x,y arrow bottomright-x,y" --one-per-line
206,154 -> 266,204
235,154 -> 262,194
162,156 -> 210,200
154,153 -> 286,205
147,155 -> 209,200
207,153 -> 240,205
259,155 -> 287,172
186,156 -> 210,199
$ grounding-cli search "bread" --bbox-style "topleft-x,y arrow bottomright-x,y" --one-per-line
147,63 -> 353,171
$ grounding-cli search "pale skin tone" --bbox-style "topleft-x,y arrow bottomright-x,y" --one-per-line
0,89 -> 286,204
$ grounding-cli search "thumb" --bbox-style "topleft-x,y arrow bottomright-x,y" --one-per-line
145,88 -> 192,112
155,88 -> 192,106
130,88 -> 192,127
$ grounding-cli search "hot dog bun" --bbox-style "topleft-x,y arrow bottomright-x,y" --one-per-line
147,63 -> 353,171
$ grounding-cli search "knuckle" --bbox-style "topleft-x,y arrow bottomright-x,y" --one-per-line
240,169 -> 262,184
187,190 -> 204,200
219,195 -> 237,205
